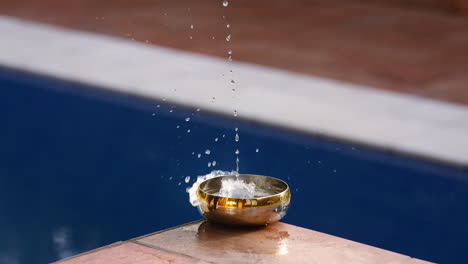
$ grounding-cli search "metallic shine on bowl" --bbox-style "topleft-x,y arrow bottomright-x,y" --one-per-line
196,174 -> 291,226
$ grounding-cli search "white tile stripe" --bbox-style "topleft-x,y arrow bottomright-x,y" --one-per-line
1,16 -> 468,167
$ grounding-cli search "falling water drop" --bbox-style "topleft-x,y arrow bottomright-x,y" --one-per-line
190,24 -> 194,29
185,176 -> 191,183
228,50 -> 232,55
223,0 -> 228,7
235,133 -> 239,142
228,56 -> 232,62
169,177 -> 173,180
256,148 -> 260,153
226,34 -> 231,41
208,162 -> 212,167
189,36 -> 193,39
233,110 -> 238,117
212,161 -> 217,166
169,109 -> 173,113
197,153 -> 201,158
196,108 -> 201,112
185,117 -> 191,122
157,105 -> 160,108
187,129 -> 191,133
205,149 -> 211,155
235,149 -> 240,155
214,138 -> 219,142
230,80 -> 235,84
176,125 -> 180,128
235,127 -> 238,132
231,88 -> 236,92
226,24 -> 230,28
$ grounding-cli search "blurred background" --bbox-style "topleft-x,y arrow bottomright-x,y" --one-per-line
1,1 -> 468,264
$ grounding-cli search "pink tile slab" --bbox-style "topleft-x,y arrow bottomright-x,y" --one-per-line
53,241 -> 205,264
137,221 -> 416,264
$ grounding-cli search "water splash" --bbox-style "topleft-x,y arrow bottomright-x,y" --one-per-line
187,170 -> 238,206
214,178 -> 256,198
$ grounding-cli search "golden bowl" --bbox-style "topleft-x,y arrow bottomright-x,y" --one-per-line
196,174 -> 291,226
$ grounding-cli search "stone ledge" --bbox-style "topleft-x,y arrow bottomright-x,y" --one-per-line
52,220 -> 434,264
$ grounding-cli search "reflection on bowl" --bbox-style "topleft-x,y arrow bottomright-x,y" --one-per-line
196,174 -> 291,226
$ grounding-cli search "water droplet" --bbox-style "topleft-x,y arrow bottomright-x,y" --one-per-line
333,169 -> 337,173
169,177 -> 173,180
208,162 -> 212,167
185,117 -> 191,122
190,24 -> 194,29
196,108 -> 201,112
231,88 -> 236,92
178,182 -> 182,186
230,79 -> 235,84
228,56 -> 232,62
176,125 -> 180,128
228,50 -> 232,55
233,110 -> 238,117
192,152 -> 195,155
162,98 -> 166,101
226,24 -> 230,28
205,149 -> 211,155
187,129 -> 191,133
212,161 -> 217,166
185,176 -> 190,183
235,149 -> 240,155
229,69 -> 233,73
169,109 -> 173,113
189,36 -> 193,39
235,127 -> 238,132
235,133 -> 239,142
226,34 -> 231,41
152,113 -> 156,116
222,134 -> 226,138
197,153 -> 201,158
223,0 -> 228,7
214,138 -> 219,142
157,105 -> 160,108
255,148 -> 259,152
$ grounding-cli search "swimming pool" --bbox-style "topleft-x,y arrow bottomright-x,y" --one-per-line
1,67 -> 468,264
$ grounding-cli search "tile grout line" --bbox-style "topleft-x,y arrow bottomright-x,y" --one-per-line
129,219 -> 205,241
132,240 -> 219,264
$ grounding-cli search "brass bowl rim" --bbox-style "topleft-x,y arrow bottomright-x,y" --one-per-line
196,174 -> 290,208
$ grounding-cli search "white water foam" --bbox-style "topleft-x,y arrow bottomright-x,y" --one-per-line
187,170 -> 238,206
214,178 -> 256,199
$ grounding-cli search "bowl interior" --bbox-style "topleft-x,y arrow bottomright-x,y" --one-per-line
198,174 -> 289,199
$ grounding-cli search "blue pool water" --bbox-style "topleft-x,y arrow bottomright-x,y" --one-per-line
1,68 -> 468,264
